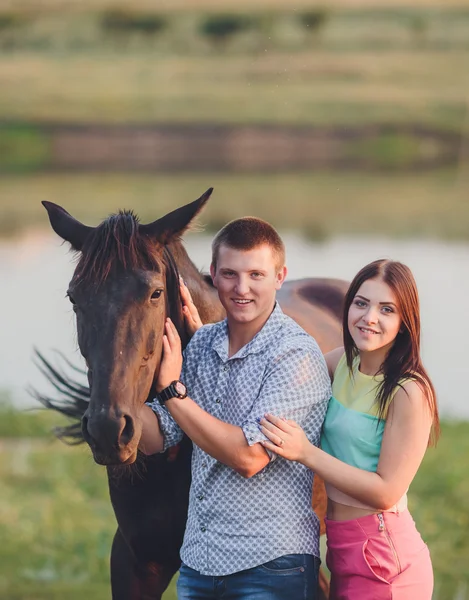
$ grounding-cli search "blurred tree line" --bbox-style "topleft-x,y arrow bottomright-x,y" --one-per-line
0,6 -> 464,52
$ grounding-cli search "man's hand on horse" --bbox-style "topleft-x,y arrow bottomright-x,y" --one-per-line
157,318 -> 183,391
180,277 -> 203,336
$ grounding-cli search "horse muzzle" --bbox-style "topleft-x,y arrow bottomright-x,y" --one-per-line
82,409 -> 140,465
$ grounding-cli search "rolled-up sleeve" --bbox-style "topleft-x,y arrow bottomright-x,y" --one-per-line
146,400 -> 184,452
241,342 -> 331,459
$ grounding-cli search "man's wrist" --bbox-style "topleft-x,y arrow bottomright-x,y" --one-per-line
156,375 -> 182,393
155,380 -> 187,405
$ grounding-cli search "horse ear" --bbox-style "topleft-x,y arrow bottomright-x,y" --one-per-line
140,187 -> 213,244
42,201 -> 94,251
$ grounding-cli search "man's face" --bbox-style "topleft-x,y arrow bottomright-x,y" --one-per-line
210,244 -> 287,329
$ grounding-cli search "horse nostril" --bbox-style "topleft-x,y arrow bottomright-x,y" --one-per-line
81,411 -> 135,455
81,415 -> 92,445
119,415 -> 134,447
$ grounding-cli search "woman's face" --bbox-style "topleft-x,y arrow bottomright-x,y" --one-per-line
348,277 -> 402,355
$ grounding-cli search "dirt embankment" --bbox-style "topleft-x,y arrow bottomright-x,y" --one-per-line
1,122 -> 463,172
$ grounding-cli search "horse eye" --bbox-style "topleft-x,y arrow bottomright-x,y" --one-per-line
67,293 -> 76,305
151,289 -> 163,300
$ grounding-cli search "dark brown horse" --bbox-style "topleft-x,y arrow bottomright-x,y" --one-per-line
37,189 -> 347,599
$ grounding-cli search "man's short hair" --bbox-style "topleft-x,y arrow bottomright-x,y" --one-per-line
211,217 -> 285,271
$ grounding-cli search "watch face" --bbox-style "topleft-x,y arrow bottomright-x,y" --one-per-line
174,381 -> 186,397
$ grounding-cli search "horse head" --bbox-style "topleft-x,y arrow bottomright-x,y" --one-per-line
42,189 -> 213,466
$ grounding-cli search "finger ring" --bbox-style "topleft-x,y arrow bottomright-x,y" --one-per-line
278,438 -> 284,446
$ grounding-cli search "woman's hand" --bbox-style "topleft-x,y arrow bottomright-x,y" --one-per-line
259,414 -> 313,464
180,277 -> 203,336
157,318 -> 183,391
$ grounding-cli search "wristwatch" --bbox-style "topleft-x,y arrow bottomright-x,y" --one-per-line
156,380 -> 188,405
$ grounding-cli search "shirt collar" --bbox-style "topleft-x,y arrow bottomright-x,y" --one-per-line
212,302 -> 284,362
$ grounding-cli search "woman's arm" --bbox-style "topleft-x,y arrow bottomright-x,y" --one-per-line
260,380 -> 432,510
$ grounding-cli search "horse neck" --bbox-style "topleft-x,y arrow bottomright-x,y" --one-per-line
167,240 -> 225,325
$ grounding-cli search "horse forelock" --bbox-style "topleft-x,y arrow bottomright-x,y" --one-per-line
73,211 -> 164,286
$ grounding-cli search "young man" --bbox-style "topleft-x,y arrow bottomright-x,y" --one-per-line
138,217 -> 331,600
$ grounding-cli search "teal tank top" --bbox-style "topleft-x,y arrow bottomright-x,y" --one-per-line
321,353 -> 408,511
321,353 -> 386,472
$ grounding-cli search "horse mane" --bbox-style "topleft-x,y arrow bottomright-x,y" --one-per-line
73,211 -> 164,286
31,350 -> 89,444
202,273 -> 215,288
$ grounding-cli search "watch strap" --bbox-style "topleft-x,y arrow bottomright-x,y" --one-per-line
157,385 -> 176,405
156,381 -> 186,405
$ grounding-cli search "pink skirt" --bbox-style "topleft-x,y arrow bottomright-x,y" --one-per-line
325,510 -> 433,600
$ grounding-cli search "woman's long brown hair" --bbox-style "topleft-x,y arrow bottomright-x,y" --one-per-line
343,259 -> 440,444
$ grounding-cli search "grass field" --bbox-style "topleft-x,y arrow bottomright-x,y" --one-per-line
0,2 -> 466,130
1,402 -> 468,600
0,50 -> 466,130
0,168 -> 467,240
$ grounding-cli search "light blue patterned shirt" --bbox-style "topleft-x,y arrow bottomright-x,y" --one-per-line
148,303 -> 331,576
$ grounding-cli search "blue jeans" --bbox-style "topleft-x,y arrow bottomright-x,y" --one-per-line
177,554 -> 321,600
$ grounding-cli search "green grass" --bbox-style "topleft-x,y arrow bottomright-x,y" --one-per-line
410,421 -> 469,600
0,405 -> 468,599
0,5 -> 467,131
0,124 -> 50,173
0,400 -> 69,438
0,169 -> 467,240
0,50 -> 466,130
0,399 -> 178,600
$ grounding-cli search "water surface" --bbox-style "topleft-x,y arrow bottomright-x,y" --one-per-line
2,231 -> 468,418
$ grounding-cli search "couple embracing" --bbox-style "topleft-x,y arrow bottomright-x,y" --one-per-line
138,216 -> 439,600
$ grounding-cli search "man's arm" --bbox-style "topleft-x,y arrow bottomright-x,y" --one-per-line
165,396 -> 270,478
139,400 -> 185,455
159,319 -> 330,478
138,403 -> 165,455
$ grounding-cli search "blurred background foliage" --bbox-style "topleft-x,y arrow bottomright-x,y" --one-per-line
0,3 -> 467,128
0,1 -> 468,599
0,0 -> 467,239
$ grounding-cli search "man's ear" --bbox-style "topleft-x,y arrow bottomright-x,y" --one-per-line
210,263 -> 217,287
275,266 -> 287,290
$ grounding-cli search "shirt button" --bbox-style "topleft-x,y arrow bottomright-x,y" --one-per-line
215,398 -> 221,404
200,526 -> 206,533
223,366 -> 229,372
202,462 -> 207,468
197,494 -> 204,501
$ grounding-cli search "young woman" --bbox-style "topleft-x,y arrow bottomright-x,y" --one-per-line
259,259 -> 439,599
